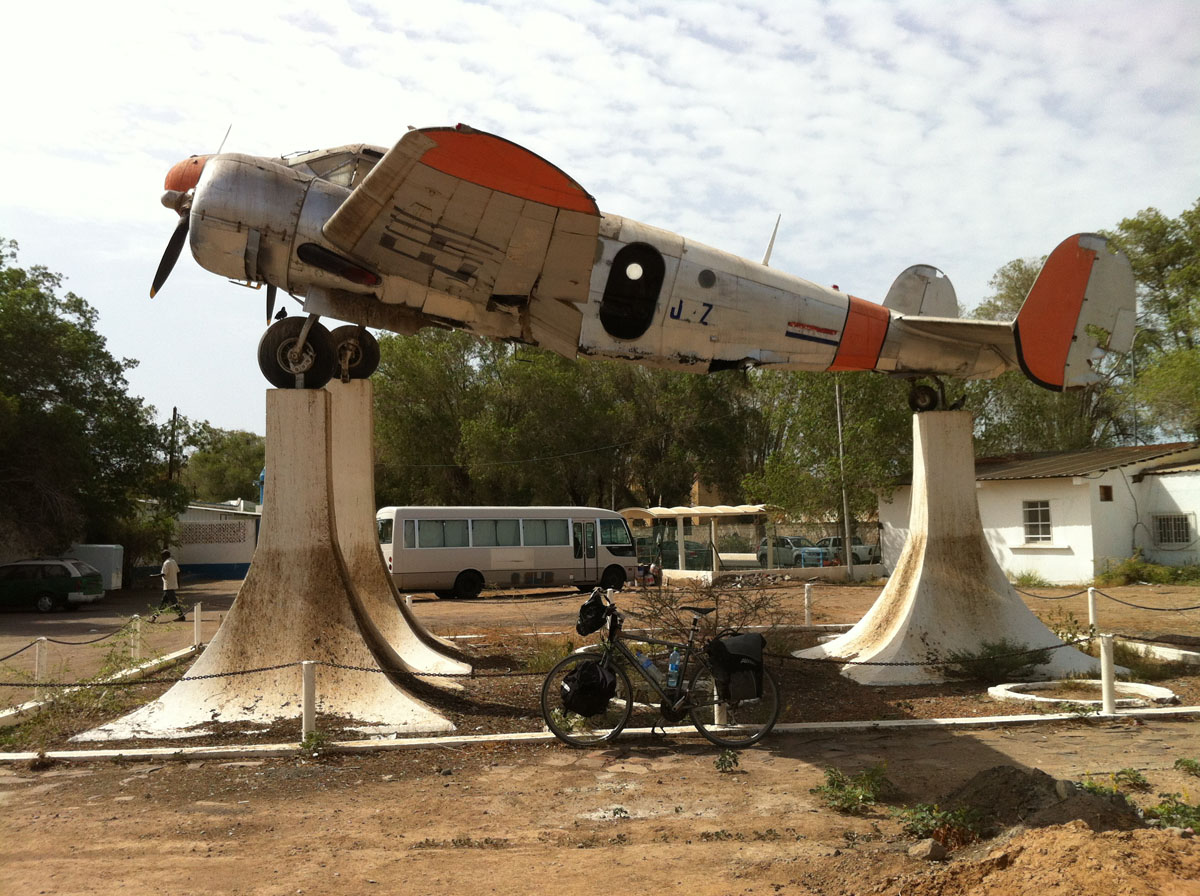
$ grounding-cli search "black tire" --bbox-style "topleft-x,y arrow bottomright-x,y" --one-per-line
541,652 -> 634,747
908,384 -> 939,413
257,317 -> 335,389
599,566 -> 626,592
34,592 -> 58,613
687,662 -> 781,748
453,570 -> 485,600
328,325 -> 381,380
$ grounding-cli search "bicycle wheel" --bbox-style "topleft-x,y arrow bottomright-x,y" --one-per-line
687,663 -> 781,748
541,652 -> 634,747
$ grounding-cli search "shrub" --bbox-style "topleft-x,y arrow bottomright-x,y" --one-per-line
1012,570 -> 1052,588
1095,552 -> 1200,587
891,803 -> 982,847
943,638 -> 1052,684
811,764 -> 895,815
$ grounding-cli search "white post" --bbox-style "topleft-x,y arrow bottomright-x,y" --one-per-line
34,637 -> 46,702
1087,587 -> 1097,631
301,660 -> 316,740
1099,634 -> 1116,715
131,615 -> 141,664
804,583 -> 813,627
404,594 -> 413,610
192,602 -> 202,648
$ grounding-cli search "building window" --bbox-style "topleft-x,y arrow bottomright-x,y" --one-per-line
1099,485 -> 1113,502
1022,500 -> 1052,543
1153,514 -> 1192,546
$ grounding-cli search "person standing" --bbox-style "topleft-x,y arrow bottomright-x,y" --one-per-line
151,550 -> 185,622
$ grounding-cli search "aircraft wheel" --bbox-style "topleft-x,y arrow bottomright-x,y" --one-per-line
257,317 -> 335,389
908,384 -> 939,413
329,325 -> 380,380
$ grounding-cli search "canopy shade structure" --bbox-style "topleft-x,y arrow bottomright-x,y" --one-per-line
619,505 -> 778,574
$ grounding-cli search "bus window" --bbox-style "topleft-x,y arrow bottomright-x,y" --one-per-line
473,519 -> 520,546
378,518 -> 393,545
417,519 -> 470,548
523,518 -> 570,546
585,522 -> 597,559
573,522 -> 583,559
600,518 -> 636,556
403,519 -> 416,549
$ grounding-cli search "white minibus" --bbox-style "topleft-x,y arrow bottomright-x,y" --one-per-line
376,506 -> 639,599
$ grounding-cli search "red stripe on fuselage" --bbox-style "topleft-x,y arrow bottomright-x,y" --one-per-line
828,296 -> 891,372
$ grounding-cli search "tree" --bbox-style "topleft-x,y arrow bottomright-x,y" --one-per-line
1106,198 -> 1200,439
182,425 -> 266,502
964,258 -> 1129,454
742,370 -> 912,540
0,238 -> 187,558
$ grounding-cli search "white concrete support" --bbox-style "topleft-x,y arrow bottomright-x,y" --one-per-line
1100,635 -> 1117,715
325,379 -> 471,677
804,584 -> 813,627
80,389 -> 454,740
301,661 -> 316,739
1088,587 -> 1097,630
799,411 -> 1103,685
130,616 -> 141,664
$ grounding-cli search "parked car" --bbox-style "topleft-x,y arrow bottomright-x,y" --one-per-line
815,535 -> 879,565
757,536 -> 831,568
0,558 -> 106,612
634,536 -> 712,570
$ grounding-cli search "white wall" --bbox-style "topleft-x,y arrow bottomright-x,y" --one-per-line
1137,471 -> 1200,567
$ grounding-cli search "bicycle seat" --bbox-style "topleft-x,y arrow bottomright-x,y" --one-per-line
679,605 -> 716,616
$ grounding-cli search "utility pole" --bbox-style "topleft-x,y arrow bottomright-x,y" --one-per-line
835,380 -> 855,578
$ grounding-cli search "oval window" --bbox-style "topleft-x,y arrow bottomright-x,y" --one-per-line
599,243 -> 665,341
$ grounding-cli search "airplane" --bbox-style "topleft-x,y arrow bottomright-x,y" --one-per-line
151,124 -> 1136,410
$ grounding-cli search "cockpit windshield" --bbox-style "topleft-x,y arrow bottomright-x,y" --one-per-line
283,144 -> 385,188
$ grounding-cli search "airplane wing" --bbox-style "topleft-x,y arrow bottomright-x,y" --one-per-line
322,126 -> 600,355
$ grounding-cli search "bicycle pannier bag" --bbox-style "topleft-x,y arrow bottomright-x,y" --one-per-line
576,590 -> 608,636
706,633 -> 766,701
560,659 -> 617,717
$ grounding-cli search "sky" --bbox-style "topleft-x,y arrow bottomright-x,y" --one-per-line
1,0 -> 1198,436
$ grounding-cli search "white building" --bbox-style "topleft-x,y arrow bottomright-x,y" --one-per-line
879,442 -> 1200,585
171,501 -> 261,579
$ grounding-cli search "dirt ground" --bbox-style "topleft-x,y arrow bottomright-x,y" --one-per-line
2,579 -> 1200,894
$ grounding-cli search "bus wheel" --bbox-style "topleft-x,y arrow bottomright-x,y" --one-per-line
453,570 -> 485,600
600,566 -> 626,592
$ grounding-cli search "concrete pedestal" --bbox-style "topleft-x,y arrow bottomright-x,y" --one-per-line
326,379 -> 472,677
799,411 -> 1101,685
79,390 -> 454,740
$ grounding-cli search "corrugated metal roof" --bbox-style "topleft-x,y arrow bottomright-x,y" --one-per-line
620,503 -> 774,520
974,442 -> 1199,480
1141,461 -> 1200,477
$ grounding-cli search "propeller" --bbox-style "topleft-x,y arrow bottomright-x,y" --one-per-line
150,214 -> 189,298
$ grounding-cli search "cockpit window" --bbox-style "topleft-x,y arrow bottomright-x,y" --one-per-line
285,145 -> 384,188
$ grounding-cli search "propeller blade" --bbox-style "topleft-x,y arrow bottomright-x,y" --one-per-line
266,283 -> 277,323
150,215 -> 189,298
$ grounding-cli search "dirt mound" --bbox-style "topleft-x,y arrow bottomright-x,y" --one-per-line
944,765 -> 1144,835
891,820 -> 1200,896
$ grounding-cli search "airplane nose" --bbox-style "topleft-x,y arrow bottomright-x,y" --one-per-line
164,155 -> 209,192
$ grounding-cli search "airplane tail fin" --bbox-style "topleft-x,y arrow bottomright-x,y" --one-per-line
1013,233 -> 1136,391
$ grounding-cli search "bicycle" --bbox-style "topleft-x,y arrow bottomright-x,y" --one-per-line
540,589 -> 781,748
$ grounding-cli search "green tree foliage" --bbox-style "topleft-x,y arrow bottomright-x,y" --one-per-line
0,238 -> 188,558
1106,198 -> 1200,439
371,332 -> 752,509
741,370 -> 912,534
181,425 -> 266,502
964,258 -> 1129,454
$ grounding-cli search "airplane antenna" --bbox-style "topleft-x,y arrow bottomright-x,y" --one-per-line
761,214 -> 781,266
216,123 -> 232,154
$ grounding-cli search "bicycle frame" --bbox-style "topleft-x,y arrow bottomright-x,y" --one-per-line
600,613 -> 720,717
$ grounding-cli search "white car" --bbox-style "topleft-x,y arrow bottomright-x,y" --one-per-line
815,536 -> 878,565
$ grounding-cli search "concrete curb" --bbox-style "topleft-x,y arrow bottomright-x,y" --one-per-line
3,704 -> 1198,765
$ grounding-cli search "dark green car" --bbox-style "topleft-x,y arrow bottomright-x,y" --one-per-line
0,559 -> 106,612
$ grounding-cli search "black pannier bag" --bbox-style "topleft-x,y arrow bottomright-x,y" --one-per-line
705,633 -> 766,701
560,659 -> 617,717
576,590 -> 608,636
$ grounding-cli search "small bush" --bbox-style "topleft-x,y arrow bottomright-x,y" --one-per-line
1145,793 -> 1200,829
1095,552 -> 1200,587
1174,758 -> 1200,778
1012,570 -> 1052,588
943,639 -> 1052,684
891,803 -> 982,847
811,764 -> 895,815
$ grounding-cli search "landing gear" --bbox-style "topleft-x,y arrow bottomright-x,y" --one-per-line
329,325 -> 381,382
258,316 -> 335,389
257,318 -> 381,388
908,383 -> 939,413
